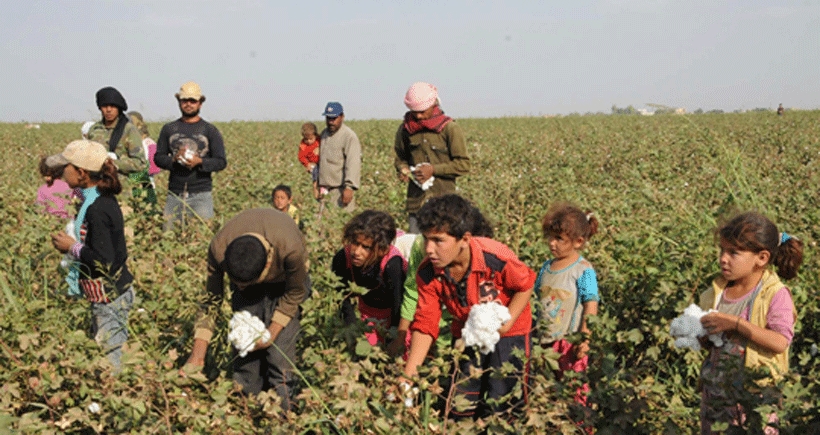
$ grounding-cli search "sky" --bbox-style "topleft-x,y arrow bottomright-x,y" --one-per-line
1,1 -> 818,122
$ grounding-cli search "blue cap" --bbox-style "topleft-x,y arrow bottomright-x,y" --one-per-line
322,102 -> 343,118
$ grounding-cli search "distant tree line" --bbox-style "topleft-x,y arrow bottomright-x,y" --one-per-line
611,105 -> 785,116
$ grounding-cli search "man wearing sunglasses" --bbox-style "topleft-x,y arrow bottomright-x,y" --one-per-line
154,81 -> 227,231
184,208 -> 309,411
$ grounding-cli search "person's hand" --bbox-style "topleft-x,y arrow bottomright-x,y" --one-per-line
307,163 -> 316,173
497,321 -> 512,336
175,148 -> 201,169
399,167 -> 411,183
51,232 -> 75,253
251,337 -> 272,352
412,163 -> 434,183
387,336 -> 406,358
574,340 -> 590,359
179,356 -> 204,377
185,153 -> 202,169
173,148 -> 186,162
341,187 -> 354,205
701,312 -> 737,335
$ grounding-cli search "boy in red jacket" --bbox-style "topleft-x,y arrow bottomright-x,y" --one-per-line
403,194 -> 535,420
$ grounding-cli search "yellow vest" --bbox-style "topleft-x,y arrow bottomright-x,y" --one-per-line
699,269 -> 796,381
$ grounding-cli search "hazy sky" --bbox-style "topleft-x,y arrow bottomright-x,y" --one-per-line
2,1 -> 818,122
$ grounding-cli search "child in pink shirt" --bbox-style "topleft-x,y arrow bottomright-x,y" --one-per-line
36,156 -> 74,219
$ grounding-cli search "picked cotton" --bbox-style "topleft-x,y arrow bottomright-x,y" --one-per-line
228,311 -> 271,357
669,304 -> 724,351
462,302 -> 511,355
386,381 -> 419,408
409,164 -> 435,191
60,221 -> 77,269
88,401 -> 101,414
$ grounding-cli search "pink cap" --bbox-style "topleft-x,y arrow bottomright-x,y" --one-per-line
404,82 -> 439,111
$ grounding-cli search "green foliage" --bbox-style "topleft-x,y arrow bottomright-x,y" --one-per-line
1,112 -> 819,432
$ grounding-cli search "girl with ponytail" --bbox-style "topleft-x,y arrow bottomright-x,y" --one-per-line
698,211 -> 803,434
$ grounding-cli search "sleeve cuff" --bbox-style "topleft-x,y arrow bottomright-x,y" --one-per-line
194,328 -> 213,343
271,310 -> 292,328
70,242 -> 83,258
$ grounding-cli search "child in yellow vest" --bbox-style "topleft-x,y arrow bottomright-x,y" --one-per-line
698,212 -> 803,434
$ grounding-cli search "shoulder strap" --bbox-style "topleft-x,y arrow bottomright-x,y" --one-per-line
108,114 -> 129,152
380,245 -> 408,274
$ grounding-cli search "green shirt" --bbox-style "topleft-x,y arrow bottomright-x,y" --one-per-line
87,118 -> 149,175
394,121 -> 470,213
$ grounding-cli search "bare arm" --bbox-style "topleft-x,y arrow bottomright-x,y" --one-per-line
403,331 -> 434,377
388,318 -> 412,357
701,312 -> 789,354
498,288 -> 533,335
580,300 -> 598,334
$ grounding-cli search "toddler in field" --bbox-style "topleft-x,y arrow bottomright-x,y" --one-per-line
271,184 -> 301,229
533,202 -> 600,405
297,122 -> 321,199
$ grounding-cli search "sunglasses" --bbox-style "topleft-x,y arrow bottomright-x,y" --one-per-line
179,98 -> 201,104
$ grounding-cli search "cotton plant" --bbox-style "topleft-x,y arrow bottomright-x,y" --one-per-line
669,304 -> 724,351
462,302 -> 511,355
386,381 -> 420,408
228,311 -> 271,357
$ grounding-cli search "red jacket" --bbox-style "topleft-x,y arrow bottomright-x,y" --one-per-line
298,139 -> 320,168
411,237 -> 535,340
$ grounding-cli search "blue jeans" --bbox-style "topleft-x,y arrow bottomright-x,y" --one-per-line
91,286 -> 134,370
163,190 -> 214,231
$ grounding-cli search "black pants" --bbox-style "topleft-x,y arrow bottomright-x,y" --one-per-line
231,281 -> 301,410
450,333 -> 530,420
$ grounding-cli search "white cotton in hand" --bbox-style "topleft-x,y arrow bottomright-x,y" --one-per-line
228,311 -> 271,357
60,221 -> 77,269
462,302 -> 512,355
409,164 -> 435,191
669,304 -> 724,350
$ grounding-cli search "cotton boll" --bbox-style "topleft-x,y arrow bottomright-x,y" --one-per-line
463,302 -> 512,355
397,381 -> 418,408
228,311 -> 271,357
65,221 -> 75,236
60,254 -> 73,269
674,336 -> 702,351
670,304 -> 724,350
88,402 -> 101,414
